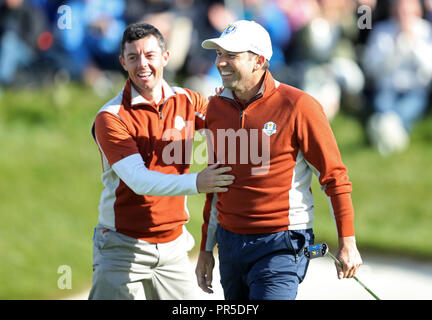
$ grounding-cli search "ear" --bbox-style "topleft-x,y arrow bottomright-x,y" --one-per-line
253,54 -> 266,72
162,50 -> 170,67
119,55 -> 128,72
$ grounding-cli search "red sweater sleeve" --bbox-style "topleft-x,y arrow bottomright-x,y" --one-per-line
185,89 -> 208,130
295,94 -> 355,237
94,111 -> 139,166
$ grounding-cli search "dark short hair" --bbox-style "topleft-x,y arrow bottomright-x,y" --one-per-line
121,23 -> 167,57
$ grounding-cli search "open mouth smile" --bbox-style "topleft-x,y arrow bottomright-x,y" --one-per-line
137,71 -> 153,80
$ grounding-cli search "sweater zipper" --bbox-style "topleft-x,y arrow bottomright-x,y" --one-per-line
220,93 -> 263,127
220,96 -> 244,127
239,93 -> 263,127
158,101 -> 166,119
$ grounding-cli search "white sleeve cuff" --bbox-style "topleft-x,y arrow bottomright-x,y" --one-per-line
205,193 -> 219,251
112,153 -> 199,196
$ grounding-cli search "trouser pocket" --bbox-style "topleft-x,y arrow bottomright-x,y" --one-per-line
284,229 -> 314,263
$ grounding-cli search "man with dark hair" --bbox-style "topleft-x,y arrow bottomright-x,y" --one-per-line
195,20 -> 362,300
88,22 -> 234,300
120,23 -> 167,56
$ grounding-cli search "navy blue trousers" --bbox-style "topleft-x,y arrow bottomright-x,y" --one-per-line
216,225 -> 314,300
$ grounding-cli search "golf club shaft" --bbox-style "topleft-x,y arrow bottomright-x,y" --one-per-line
326,251 -> 381,300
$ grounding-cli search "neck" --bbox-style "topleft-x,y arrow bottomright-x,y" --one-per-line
234,71 -> 266,103
132,81 -> 163,104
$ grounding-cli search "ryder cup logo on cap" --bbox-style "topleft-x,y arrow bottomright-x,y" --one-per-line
201,20 -> 273,61
223,24 -> 237,35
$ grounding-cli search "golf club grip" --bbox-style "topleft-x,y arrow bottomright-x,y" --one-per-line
326,251 -> 342,267
326,251 -> 380,300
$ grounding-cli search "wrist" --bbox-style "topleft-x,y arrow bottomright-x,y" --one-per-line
338,236 -> 357,248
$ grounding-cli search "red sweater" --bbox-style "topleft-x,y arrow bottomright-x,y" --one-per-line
93,78 -> 207,243
200,71 -> 355,251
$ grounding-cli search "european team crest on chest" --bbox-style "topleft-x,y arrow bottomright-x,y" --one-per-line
263,121 -> 277,136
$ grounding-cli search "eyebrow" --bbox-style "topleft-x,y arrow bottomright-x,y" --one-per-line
216,50 -> 240,55
126,50 -> 158,57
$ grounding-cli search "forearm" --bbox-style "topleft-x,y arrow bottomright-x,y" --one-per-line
329,192 -> 355,238
200,193 -> 218,251
112,153 -> 199,196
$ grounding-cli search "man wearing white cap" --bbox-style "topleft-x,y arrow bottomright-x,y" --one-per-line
195,20 -> 363,300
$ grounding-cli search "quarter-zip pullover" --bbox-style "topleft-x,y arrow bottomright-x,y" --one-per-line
93,78 -> 207,243
201,71 -> 355,251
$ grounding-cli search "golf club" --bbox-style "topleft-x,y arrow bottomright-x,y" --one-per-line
303,243 -> 381,300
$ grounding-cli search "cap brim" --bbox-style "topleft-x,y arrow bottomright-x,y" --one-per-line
201,38 -> 219,49
201,38 -> 248,53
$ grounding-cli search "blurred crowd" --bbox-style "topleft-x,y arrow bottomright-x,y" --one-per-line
1,0 -> 431,155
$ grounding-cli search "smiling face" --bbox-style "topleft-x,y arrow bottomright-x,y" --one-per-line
215,46 -> 266,101
119,35 -> 169,101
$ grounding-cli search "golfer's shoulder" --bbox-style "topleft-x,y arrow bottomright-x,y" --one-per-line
171,86 -> 207,105
97,90 -> 124,116
276,82 -> 319,112
92,93 -> 128,135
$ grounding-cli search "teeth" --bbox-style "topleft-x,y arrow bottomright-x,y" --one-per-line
221,71 -> 233,76
138,72 -> 152,77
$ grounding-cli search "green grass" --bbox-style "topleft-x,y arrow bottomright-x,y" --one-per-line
0,83 -> 105,299
310,113 -> 432,258
0,82 -> 431,299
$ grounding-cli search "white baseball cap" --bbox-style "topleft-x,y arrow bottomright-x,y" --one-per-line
201,20 -> 273,61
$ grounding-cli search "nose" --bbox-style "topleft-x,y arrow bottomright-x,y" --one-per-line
216,55 -> 227,68
138,54 -> 149,68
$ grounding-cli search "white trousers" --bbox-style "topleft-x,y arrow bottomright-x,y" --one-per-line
88,224 -> 199,300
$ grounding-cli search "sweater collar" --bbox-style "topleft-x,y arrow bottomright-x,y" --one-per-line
122,78 -> 176,108
219,70 -> 279,102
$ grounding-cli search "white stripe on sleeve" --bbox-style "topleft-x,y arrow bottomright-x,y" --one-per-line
205,193 -> 219,251
112,153 -> 199,196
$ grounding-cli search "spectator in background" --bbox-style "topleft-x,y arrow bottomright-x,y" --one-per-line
133,0 -> 195,84
284,0 -> 365,121
280,0 -> 320,33
0,0 -> 49,89
51,0 -> 127,95
124,0 -> 172,24
181,0 -> 237,97
243,0 -> 292,71
424,0 -> 432,21
362,0 -> 432,156
354,0 -> 378,45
